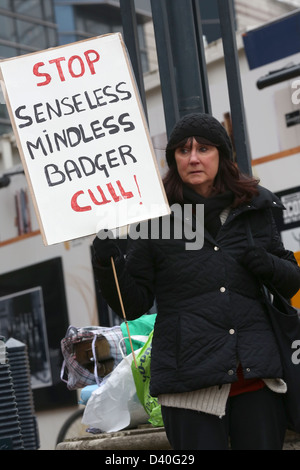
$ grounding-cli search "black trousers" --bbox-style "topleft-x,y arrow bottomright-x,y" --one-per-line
161,387 -> 287,450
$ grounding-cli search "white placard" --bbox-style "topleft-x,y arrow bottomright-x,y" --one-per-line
0,33 -> 169,245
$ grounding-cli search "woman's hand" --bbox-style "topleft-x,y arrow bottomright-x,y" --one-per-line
240,246 -> 275,281
92,230 -> 121,266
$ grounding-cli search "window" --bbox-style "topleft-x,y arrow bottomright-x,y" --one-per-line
13,0 -> 43,19
0,43 -> 18,59
0,15 -> 16,42
0,122 -> 13,135
16,20 -> 47,49
0,0 -> 58,56
0,0 -> 11,9
74,3 -> 149,73
0,0 -> 58,136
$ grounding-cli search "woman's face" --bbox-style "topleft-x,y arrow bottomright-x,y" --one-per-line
174,137 -> 219,197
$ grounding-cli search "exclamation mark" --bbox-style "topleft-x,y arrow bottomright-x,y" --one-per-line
134,175 -> 143,204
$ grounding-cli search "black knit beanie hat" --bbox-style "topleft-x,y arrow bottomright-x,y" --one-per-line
166,113 -> 233,167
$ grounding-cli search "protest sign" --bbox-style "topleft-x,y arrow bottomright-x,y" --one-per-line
0,33 -> 170,245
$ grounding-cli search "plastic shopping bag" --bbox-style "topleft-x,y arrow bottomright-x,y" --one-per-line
81,349 -> 148,433
120,314 -> 157,355
60,325 -> 125,390
131,331 -> 163,427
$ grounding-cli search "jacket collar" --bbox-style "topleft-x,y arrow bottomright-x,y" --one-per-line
220,185 -> 284,228
248,185 -> 284,211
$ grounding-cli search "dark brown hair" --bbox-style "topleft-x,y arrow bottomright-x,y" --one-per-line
163,138 -> 259,207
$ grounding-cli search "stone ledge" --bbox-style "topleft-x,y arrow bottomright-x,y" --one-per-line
56,426 -> 171,451
56,426 -> 300,451
283,430 -> 300,450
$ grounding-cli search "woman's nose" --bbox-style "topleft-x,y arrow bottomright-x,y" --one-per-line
189,147 -> 200,162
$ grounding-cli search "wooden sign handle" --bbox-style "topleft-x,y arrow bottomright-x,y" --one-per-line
110,256 -> 137,368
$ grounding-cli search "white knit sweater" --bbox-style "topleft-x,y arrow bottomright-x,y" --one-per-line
158,378 -> 287,418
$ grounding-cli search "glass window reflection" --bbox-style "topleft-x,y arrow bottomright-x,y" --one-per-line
0,15 -> 16,42
13,0 -> 43,19
16,20 -> 46,49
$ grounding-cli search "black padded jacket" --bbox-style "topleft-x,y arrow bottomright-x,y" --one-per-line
93,186 -> 300,397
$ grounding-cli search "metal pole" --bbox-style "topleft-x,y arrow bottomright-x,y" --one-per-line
217,0 -> 252,175
119,0 -> 148,119
150,0 -> 180,137
192,0 -> 212,114
166,0 -> 207,117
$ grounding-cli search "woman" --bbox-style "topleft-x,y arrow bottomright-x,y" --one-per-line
92,113 -> 300,450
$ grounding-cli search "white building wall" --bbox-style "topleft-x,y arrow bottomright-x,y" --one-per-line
235,0 -> 295,30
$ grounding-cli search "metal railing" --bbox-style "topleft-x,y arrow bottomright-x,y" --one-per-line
119,0 -> 252,176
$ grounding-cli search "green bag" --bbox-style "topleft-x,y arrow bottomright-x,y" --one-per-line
131,330 -> 163,427
120,314 -> 157,355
